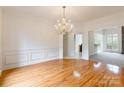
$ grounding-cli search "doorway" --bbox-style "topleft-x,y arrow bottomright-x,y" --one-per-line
89,27 -> 123,66
62,33 -> 83,59
74,34 -> 83,58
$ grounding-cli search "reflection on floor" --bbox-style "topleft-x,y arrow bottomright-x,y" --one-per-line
90,52 -> 124,67
1,59 -> 124,87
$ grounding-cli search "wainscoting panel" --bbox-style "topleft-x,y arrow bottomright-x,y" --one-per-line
5,54 -> 28,64
30,50 -> 45,61
3,48 -> 59,70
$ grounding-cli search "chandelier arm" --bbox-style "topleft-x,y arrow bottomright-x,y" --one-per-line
55,6 -> 73,35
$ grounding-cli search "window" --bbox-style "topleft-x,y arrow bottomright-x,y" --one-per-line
106,33 -> 119,51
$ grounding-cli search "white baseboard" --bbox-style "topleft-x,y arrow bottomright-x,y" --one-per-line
63,56 -> 82,59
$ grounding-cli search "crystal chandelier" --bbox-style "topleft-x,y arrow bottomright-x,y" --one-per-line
54,6 -> 73,35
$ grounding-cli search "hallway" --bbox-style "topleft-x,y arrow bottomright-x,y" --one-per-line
90,52 -> 124,67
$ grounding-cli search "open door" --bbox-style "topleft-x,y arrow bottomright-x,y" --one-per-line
74,34 -> 83,59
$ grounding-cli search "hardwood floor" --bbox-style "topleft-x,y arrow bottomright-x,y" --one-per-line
0,59 -> 124,87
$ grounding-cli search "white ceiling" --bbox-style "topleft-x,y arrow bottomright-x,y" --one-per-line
2,6 -> 124,23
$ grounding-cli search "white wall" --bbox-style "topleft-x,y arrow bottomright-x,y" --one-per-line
0,8 -> 2,74
88,31 -> 95,56
82,29 -> 89,60
1,8 -> 85,69
2,9 -> 59,70
59,35 -> 63,59
83,11 -> 124,59
63,33 -> 75,58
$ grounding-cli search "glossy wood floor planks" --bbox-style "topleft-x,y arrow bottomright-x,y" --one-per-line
0,59 -> 124,87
